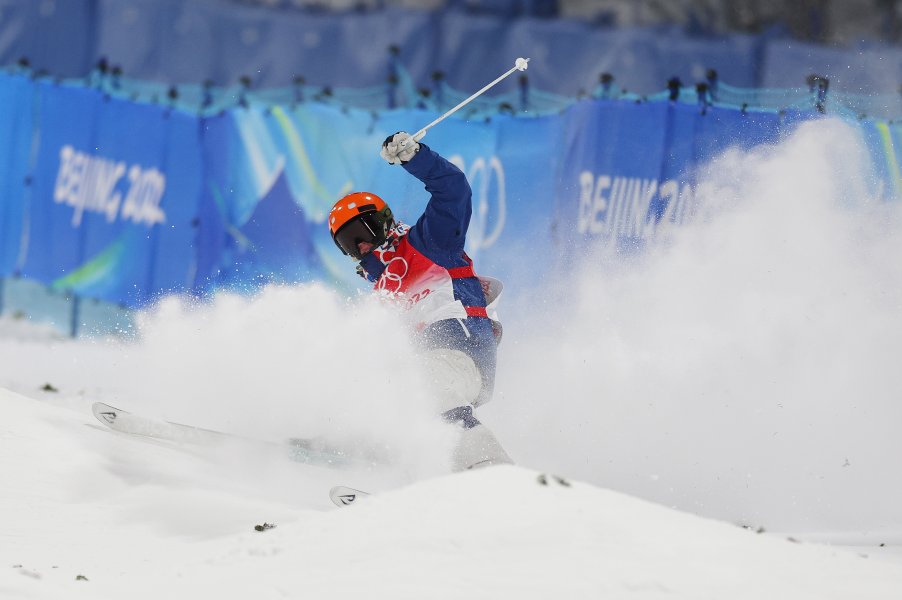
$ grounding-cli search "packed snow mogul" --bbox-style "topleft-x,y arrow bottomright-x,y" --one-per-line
328,132 -> 513,471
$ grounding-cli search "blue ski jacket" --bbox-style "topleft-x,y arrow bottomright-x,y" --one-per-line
358,143 -> 498,404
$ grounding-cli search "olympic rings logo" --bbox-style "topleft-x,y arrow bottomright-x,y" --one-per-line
449,155 -> 506,250
376,256 -> 409,293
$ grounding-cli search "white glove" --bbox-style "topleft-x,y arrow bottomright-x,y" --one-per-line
380,131 -> 419,165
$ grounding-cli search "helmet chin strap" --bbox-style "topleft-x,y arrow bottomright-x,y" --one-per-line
382,221 -> 406,250
356,251 -> 384,282
355,262 -> 374,281
355,221 -> 407,281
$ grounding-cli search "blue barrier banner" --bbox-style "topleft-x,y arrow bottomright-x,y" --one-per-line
693,106 -> 784,160
198,103 -> 500,292
554,99 -> 795,263
147,109 -> 204,298
555,99 -> 670,254
23,82 -> 99,284
191,114 -> 227,293
196,105 -> 348,292
22,83 -> 202,307
3,71 -> 902,314
478,114 -> 563,292
197,95 -> 901,305
654,104 -> 785,221
0,73 -> 33,275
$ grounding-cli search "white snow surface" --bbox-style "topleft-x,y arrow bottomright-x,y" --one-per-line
1,389 -> 901,599
2,118 -> 902,598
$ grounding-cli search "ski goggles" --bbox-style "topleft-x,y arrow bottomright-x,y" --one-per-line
332,209 -> 390,260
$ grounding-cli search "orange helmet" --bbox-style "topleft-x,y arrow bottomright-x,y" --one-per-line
328,191 -> 394,260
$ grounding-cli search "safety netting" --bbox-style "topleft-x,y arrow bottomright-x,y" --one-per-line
6,60 -> 899,122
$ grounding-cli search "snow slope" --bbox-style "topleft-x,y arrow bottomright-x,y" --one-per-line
2,387 -> 901,600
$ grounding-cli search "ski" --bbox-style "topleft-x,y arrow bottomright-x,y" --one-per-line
91,402 -> 231,445
90,402 -> 355,468
329,485 -> 370,507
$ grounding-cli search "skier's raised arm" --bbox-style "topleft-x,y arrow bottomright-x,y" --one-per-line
382,132 -> 473,258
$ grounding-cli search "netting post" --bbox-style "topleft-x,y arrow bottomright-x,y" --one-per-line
166,85 -> 178,111
90,57 -> 108,89
201,80 -> 214,111
806,74 -> 829,113
696,82 -> 709,115
417,87 -> 430,109
597,73 -> 614,99
518,74 -> 529,112
667,77 -> 682,102
109,65 -> 122,93
238,75 -> 252,109
706,69 -> 718,102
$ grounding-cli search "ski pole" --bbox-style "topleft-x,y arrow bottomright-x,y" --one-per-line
401,57 -> 530,148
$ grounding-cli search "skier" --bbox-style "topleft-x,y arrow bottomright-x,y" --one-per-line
328,132 -> 513,471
